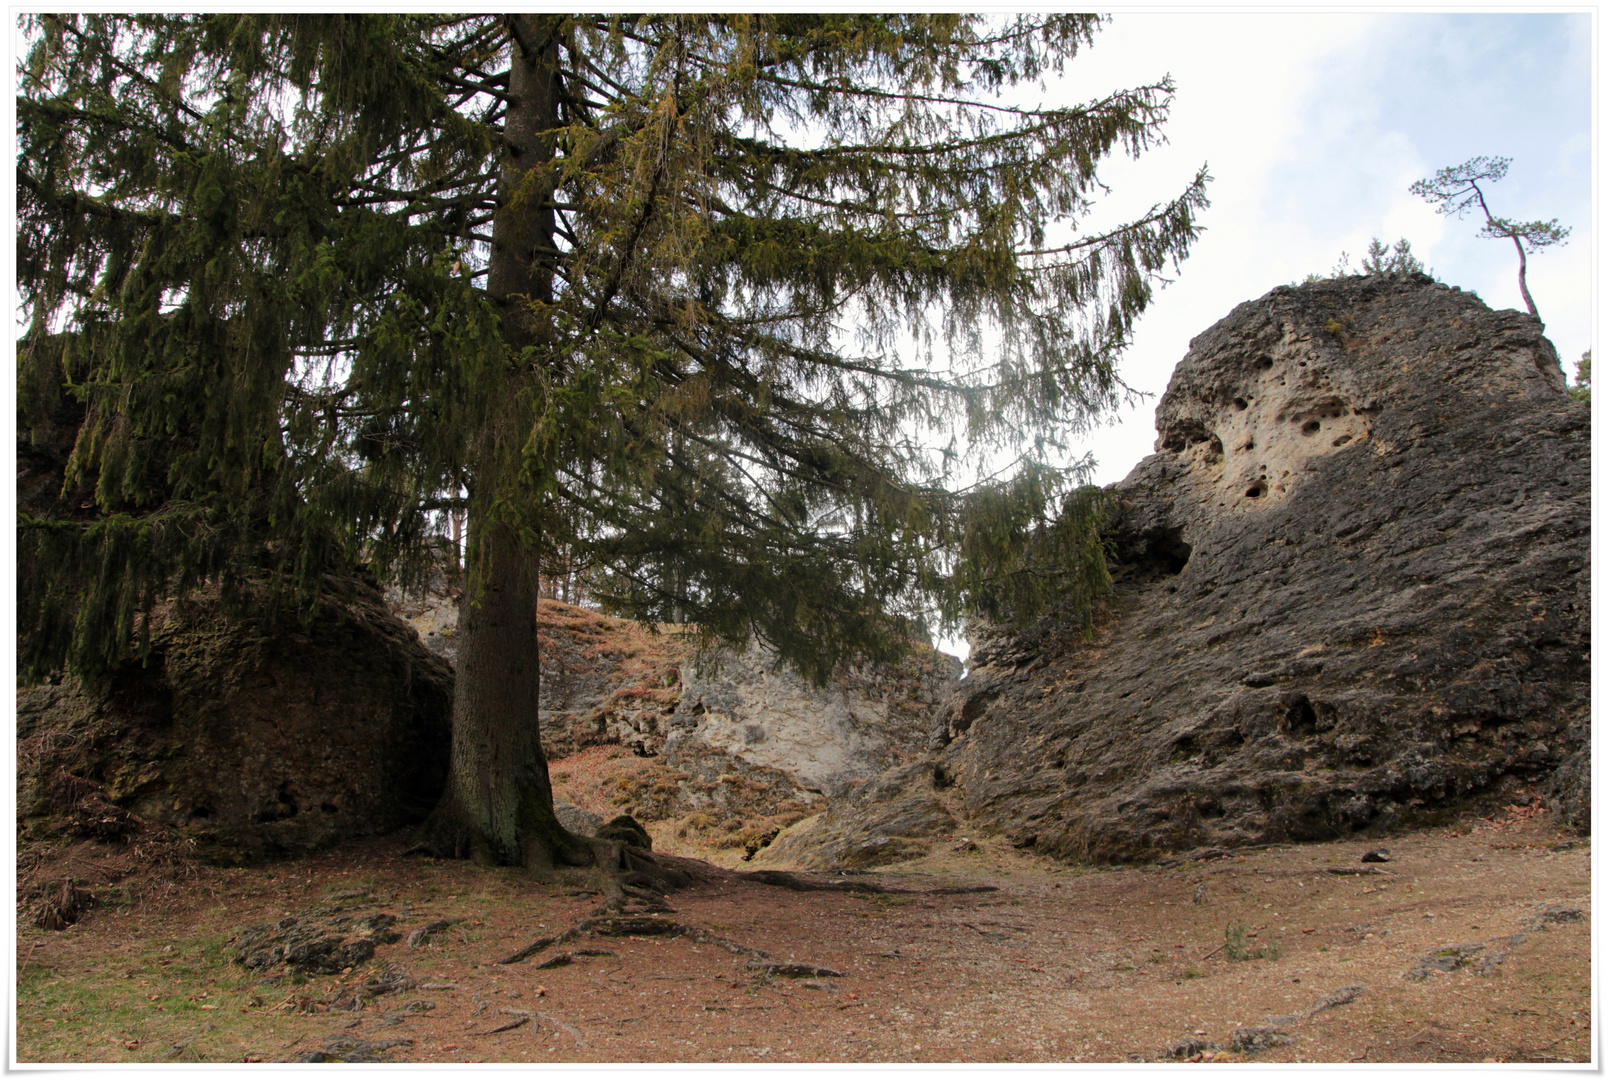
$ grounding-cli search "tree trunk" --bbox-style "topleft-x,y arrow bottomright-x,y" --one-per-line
417,516 -> 587,865
1512,233 -> 1541,323
415,16 -> 586,868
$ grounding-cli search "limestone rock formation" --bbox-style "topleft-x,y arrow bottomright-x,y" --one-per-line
767,274 -> 1590,867
17,582 -> 454,862
663,644 -> 962,798
386,592 -> 686,759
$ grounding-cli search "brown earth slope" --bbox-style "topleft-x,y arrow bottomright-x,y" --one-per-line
15,802 -> 1588,1064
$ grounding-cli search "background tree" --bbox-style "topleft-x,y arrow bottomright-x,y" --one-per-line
1410,156 -> 1569,323
1314,236 -> 1426,281
18,14 -> 1208,869
1359,237 -> 1426,275
1568,350 -> 1590,404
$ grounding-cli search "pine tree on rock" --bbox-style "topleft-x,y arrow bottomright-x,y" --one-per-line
1410,156 -> 1570,324
18,15 -> 1209,869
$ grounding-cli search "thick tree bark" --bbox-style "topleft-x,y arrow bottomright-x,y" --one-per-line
415,16 -> 586,867
418,517 -> 586,865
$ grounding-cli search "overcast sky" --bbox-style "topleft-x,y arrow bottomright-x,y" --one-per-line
1041,10 -> 1592,486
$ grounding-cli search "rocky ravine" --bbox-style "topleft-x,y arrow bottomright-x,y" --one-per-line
387,593 -> 960,859
761,273 -> 1589,869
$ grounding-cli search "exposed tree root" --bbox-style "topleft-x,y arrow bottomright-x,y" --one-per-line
495,910 -> 835,973
33,880 -> 93,930
496,853 -> 996,975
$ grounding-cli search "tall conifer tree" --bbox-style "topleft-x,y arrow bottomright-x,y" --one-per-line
18,15 -> 1208,867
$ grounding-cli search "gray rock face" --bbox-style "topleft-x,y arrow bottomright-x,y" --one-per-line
554,802 -> 603,837
381,587 -> 961,854
664,645 -> 961,797
749,762 -> 959,870
935,275 -> 1588,862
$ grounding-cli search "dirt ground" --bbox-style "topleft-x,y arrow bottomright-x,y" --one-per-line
13,802 -> 1592,1067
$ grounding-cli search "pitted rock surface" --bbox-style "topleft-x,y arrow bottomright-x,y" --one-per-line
920,275 -> 1588,863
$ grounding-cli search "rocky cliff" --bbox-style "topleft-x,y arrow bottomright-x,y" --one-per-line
385,589 -> 960,784
763,274 -> 1590,868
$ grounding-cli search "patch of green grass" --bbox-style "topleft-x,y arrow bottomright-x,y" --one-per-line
16,931 -> 283,1065
847,891 -> 916,908
1223,921 -> 1280,962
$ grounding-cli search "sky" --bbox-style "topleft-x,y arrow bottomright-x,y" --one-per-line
1044,10 -> 1593,487
938,10 -> 1594,660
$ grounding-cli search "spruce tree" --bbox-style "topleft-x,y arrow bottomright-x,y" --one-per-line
18,14 -> 1208,868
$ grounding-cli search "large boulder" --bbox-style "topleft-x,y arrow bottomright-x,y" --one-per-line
937,274 -> 1589,861
762,274 -> 1588,868
17,581 -> 454,862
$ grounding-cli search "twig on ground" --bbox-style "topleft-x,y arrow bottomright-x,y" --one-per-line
472,1016 -> 530,1036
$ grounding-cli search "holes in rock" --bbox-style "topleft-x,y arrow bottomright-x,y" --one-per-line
1232,397 -> 1248,411
320,802 -> 339,814
931,764 -> 954,790
1256,357 -> 1274,370
1170,734 -> 1197,762
1245,482 -> 1266,499
1302,420 -> 1321,436
1161,420 -> 1213,454
190,805 -> 213,819
1332,434 -> 1353,447
1111,526 -> 1193,582
1280,694 -> 1318,737
255,783 -> 300,823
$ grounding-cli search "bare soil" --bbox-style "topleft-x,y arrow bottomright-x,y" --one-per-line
14,803 -> 1589,1065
